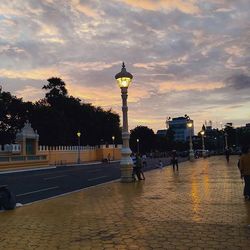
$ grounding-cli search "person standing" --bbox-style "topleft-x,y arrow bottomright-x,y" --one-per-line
136,154 -> 145,180
171,150 -> 178,171
238,145 -> 250,200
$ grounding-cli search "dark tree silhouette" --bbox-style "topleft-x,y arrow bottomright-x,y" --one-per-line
130,126 -> 155,154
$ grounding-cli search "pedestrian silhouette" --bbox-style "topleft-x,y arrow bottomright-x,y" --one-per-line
171,150 -> 178,171
238,145 -> 250,200
225,148 -> 230,163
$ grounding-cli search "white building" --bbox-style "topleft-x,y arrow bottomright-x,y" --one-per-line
168,117 -> 194,142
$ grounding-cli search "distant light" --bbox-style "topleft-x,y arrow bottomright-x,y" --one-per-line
187,121 -> 193,128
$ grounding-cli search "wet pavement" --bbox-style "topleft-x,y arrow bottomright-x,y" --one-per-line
0,156 -> 249,249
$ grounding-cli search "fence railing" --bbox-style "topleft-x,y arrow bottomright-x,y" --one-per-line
38,144 -> 122,151
0,155 -> 47,163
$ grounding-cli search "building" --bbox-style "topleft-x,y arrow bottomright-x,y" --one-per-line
168,117 -> 194,142
156,129 -> 167,137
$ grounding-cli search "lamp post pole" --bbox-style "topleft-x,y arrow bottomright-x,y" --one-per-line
112,136 -> 115,160
200,130 -> 205,157
77,131 -> 81,164
136,139 -> 139,155
115,62 -> 134,182
187,120 -> 194,161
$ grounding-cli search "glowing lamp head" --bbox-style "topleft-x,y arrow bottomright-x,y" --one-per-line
200,130 -> 205,136
77,131 -> 81,137
187,121 -> 193,128
112,136 -> 115,141
115,62 -> 133,88
136,139 -> 139,142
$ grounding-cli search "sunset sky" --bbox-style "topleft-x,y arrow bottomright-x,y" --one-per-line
0,0 -> 249,133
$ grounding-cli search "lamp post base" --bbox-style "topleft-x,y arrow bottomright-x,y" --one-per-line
120,164 -> 134,183
189,150 -> 195,161
202,150 -> 206,158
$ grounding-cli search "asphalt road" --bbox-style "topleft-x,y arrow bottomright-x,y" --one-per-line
0,157 -> 187,205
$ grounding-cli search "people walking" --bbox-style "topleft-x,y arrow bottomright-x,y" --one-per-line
238,145 -> 250,200
171,150 -> 178,171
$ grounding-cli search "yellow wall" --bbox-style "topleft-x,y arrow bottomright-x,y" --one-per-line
37,147 -> 121,165
0,147 -> 121,170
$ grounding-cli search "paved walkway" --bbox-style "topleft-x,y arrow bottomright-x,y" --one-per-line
0,156 -> 249,250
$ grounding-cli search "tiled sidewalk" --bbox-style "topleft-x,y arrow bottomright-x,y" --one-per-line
0,156 -> 249,250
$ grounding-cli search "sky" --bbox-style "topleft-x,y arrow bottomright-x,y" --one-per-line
0,0 -> 250,133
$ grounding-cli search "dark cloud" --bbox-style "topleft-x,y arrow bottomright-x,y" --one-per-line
225,74 -> 250,90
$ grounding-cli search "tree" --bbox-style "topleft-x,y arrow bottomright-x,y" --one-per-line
0,91 -> 32,144
130,126 -> 155,154
42,77 -> 68,106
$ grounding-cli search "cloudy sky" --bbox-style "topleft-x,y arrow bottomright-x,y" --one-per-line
0,0 -> 250,133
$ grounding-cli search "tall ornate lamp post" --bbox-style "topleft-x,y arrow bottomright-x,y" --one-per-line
115,62 -> 134,182
77,131 -> 81,164
200,130 -> 205,157
187,120 -> 194,161
136,139 -> 139,155
112,136 -> 115,160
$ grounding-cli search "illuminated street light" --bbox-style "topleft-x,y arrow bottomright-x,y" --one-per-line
187,120 -> 194,161
77,131 -> 81,164
200,130 -> 205,157
136,139 -> 139,155
112,136 -> 115,160
115,62 -> 134,182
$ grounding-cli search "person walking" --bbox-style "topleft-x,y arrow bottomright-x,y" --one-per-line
171,150 -> 178,171
238,145 -> 250,200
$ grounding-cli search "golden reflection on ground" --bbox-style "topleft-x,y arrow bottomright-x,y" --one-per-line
0,156 -> 249,249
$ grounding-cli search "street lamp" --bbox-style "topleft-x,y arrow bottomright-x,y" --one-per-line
115,62 -> 134,182
77,131 -> 81,164
112,136 -> 115,160
187,120 -> 194,161
200,130 -> 205,157
136,139 -> 139,155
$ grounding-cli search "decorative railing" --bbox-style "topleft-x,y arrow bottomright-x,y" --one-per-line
0,144 -> 21,153
0,155 -> 47,163
38,144 -> 122,151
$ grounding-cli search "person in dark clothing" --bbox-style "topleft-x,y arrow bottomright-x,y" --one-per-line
171,150 -> 178,171
136,154 -> 145,180
238,145 -> 250,200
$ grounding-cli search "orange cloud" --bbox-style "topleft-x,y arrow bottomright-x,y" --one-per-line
159,81 -> 224,92
71,0 -> 100,19
0,68 -> 60,80
120,0 -> 200,14
14,85 -> 44,101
